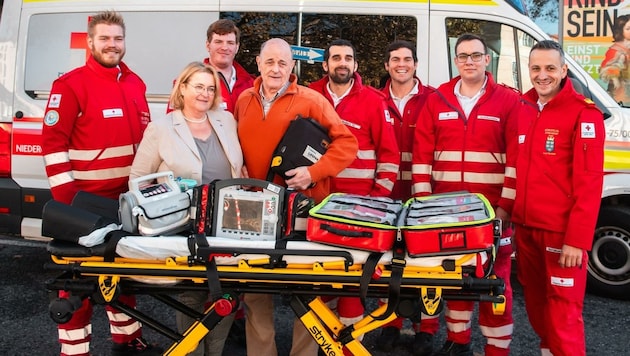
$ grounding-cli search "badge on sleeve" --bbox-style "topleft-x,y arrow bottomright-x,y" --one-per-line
48,94 -> 62,109
581,122 -> 596,138
44,110 -> 60,126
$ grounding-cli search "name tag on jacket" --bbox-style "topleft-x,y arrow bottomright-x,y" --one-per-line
438,111 -> 458,120
103,108 -> 124,118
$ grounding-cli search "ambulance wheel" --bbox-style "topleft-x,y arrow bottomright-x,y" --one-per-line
588,205 -> 630,299
49,296 -> 83,324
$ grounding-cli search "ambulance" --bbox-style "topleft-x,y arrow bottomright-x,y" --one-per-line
1,0 -> 629,297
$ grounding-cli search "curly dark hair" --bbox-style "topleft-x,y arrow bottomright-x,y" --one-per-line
612,15 -> 630,42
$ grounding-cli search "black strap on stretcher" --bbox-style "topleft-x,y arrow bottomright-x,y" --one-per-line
187,184 -> 223,303
103,230 -> 129,262
360,230 -> 406,321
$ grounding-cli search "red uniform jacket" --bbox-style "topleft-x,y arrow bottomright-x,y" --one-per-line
411,72 -> 519,213
381,77 -> 434,201
42,56 -> 150,204
512,79 -> 604,251
204,59 -> 254,113
309,73 -> 399,197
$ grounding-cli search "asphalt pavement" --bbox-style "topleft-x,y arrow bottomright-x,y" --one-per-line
1,236 -> 629,355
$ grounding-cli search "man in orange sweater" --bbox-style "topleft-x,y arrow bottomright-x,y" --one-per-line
234,38 -> 358,356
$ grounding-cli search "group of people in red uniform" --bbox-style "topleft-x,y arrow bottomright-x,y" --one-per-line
41,9 -> 603,356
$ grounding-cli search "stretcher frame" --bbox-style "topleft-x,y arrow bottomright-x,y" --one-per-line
45,230 -> 506,356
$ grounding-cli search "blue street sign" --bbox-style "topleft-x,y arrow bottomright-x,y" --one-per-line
290,45 -> 325,63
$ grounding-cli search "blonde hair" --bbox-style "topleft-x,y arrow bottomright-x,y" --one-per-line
88,10 -> 125,38
169,62 -> 223,111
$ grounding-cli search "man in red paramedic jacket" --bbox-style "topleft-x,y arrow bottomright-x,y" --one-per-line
309,39 -> 399,197
309,38 -> 399,334
41,11 -> 156,356
203,19 -> 254,113
377,40 -> 437,355
513,40 -> 604,356
411,34 -> 519,356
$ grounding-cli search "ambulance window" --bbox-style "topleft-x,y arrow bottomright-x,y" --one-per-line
222,12 -> 299,77
298,14 -> 416,87
23,12 -> 215,101
517,30 -> 536,93
224,12 -> 416,87
445,19 -> 531,92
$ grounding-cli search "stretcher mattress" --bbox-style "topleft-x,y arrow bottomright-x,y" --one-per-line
114,235 -> 487,267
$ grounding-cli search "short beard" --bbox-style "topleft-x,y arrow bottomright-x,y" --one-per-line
329,71 -> 353,85
91,49 -> 124,68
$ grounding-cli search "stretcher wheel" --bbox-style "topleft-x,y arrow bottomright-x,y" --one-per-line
49,296 -> 83,324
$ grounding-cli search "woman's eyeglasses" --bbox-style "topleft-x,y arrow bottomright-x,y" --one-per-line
188,83 -> 216,95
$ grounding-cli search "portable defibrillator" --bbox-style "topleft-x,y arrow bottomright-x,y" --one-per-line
119,171 -> 192,236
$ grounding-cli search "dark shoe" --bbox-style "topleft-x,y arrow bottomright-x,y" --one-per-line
433,340 -> 473,356
376,326 -> 400,352
412,332 -> 433,356
111,337 -> 163,356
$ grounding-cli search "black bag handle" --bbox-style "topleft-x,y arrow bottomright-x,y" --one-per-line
320,223 -> 373,238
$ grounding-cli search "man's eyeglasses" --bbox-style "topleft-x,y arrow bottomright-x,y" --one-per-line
455,52 -> 486,63
188,83 -> 216,95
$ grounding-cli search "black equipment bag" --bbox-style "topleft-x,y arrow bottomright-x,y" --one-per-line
268,115 -> 331,181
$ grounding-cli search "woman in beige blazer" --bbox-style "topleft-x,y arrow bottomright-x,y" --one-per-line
130,62 -> 243,356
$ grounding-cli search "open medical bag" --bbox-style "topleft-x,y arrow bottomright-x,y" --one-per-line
401,193 -> 496,257
307,193 -> 403,252
119,171 -> 192,236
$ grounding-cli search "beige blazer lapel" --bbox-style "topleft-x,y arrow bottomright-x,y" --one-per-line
172,110 -> 201,161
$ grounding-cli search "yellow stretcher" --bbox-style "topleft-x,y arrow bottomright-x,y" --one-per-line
44,230 -> 506,356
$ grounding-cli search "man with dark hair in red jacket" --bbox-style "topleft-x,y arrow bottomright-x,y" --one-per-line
377,39 -> 436,356
412,33 -> 519,356
203,19 -> 254,113
309,39 -> 399,334
514,39 -> 604,356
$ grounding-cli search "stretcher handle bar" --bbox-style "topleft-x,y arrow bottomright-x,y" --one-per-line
47,275 -> 505,304
48,264 -> 503,291
320,224 -> 373,238
441,291 -> 505,304
44,275 -> 97,294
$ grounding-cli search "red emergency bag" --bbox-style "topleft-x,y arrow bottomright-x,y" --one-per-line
306,193 -> 402,252
401,193 -> 495,257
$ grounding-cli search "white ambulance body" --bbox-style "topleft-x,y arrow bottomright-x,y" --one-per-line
1,0 -> 629,296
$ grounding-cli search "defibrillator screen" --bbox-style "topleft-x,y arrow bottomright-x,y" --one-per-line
214,189 -> 279,240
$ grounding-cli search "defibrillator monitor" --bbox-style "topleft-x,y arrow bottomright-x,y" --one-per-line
211,179 -> 285,241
